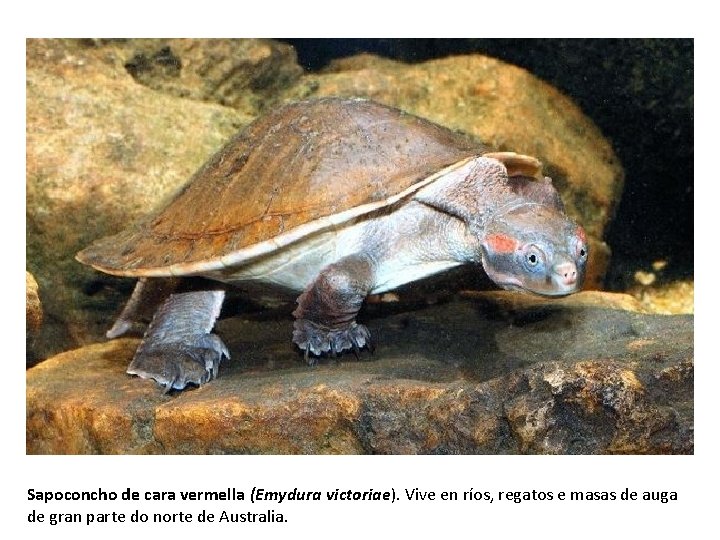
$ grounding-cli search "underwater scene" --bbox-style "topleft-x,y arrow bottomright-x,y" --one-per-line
26,39 -> 693,454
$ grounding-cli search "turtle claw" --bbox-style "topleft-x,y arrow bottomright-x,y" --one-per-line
196,333 -> 229,380
128,334 -> 230,392
293,318 -> 372,363
356,324 -> 374,355
351,341 -> 361,361
304,343 -> 318,367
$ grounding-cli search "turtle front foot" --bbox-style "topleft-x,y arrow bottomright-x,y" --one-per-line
127,334 -> 230,393
292,319 -> 373,365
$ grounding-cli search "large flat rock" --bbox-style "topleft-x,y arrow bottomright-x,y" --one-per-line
26,292 -> 693,454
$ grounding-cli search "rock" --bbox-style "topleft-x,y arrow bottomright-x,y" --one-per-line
280,53 -> 625,287
630,280 -> 694,315
460,289 -> 650,314
26,271 -> 42,334
122,39 -> 303,114
26,292 -> 693,454
26,39 -> 251,358
324,53 -> 402,72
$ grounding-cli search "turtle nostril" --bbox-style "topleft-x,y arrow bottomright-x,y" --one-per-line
554,262 -> 577,286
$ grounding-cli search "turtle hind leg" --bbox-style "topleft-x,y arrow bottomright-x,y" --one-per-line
106,277 -> 181,338
127,290 -> 229,392
291,255 -> 375,364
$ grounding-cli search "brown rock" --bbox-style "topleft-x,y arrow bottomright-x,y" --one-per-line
281,53 -> 624,287
630,280 -> 694,315
122,38 -> 303,113
26,271 -> 42,334
27,292 -> 693,454
460,289 -> 648,313
324,53 -> 402,72
26,39 -> 251,358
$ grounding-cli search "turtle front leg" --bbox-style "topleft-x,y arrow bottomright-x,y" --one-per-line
127,290 -> 229,392
292,255 -> 375,363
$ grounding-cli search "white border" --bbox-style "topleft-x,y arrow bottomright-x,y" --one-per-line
9,4 -> 712,538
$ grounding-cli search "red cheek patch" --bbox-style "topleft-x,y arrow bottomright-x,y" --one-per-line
485,233 -> 519,253
576,226 -> 587,243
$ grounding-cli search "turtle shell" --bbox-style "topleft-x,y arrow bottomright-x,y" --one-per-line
77,98 -> 535,277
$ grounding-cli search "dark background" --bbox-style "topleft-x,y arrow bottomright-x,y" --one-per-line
281,39 -> 694,288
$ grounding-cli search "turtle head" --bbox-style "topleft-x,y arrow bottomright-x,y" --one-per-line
480,202 -> 588,296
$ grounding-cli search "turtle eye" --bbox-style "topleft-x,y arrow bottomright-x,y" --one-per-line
576,241 -> 588,260
523,245 -> 544,270
573,226 -> 588,261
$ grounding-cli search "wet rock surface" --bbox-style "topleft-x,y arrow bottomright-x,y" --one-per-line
26,292 -> 693,454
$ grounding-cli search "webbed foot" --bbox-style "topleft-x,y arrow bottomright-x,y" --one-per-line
128,334 -> 230,393
292,318 -> 372,365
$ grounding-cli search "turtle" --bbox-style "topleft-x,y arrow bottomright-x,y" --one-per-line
77,97 -> 588,391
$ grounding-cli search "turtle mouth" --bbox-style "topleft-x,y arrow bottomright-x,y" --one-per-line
496,278 -> 580,297
495,279 -> 524,292
528,288 -> 576,297
485,271 -> 524,293
499,282 -> 521,291
521,281 -> 581,297
485,268 -> 580,297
